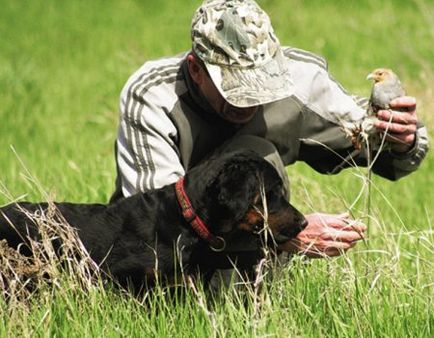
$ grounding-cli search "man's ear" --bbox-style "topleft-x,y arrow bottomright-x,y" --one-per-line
187,54 -> 205,85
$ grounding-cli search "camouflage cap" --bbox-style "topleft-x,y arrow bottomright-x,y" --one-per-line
191,0 -> 293,108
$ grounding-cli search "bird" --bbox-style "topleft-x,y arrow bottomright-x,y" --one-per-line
342,68 -> 405,150
367,68 -> 405,113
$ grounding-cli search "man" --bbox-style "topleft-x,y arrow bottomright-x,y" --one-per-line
111,0 -> 428,259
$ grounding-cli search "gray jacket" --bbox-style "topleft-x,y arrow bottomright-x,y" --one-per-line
114,47 -> 429,197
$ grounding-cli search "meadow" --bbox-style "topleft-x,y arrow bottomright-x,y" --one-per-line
0,0 -> 433,336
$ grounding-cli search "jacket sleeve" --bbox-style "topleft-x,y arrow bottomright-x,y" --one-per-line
296,66 -> 429,180
364,124 -> 429,180
115,67 -> 185,197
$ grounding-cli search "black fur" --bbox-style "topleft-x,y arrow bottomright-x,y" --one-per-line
0,151 -> 307,290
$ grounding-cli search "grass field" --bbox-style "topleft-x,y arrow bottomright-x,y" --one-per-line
0,0 -> 433,336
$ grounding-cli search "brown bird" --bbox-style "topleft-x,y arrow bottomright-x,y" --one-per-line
341,68 -> 405,150
367,68 -> 405,113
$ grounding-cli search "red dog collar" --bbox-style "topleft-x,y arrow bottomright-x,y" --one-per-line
175,177 -> 226,252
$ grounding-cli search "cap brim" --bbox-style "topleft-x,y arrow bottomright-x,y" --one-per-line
205,48 -> 293,108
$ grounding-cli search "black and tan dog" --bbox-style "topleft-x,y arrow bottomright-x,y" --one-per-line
0,151 -> 306,289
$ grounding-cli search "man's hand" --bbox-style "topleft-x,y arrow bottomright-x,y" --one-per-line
374,96 -> 418,153
278,213 -> 367,258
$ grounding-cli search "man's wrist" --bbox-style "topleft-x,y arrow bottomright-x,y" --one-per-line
390,132 -> 418,159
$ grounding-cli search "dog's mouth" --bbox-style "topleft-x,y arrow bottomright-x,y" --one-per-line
272,218 -> 308,244
222,217 -> 308,251
273,231 -> 298,245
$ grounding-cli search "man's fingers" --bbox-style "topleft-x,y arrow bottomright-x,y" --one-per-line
323,240 -> 357,250
373,112 -> 417,151
377,110 -> 417,125
374,119 -> 418,135
313,214 -> 367,232
299,241 -> 358,258
383,132 -> 416,145
389,96 -> 417,110
337,212 -> 350,219
374,98 -> 418,152
319,229 -> 364,242
345,220 -> 367,233
326,218 -> 367,232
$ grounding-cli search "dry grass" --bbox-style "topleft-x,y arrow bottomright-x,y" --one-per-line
0,202 -> 101,304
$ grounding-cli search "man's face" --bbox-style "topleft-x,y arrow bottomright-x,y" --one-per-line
188,54 -> 259,124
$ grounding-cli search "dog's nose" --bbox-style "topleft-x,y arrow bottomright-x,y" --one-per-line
298,218 -> 308,230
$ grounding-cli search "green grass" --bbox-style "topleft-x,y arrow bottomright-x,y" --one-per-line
0,0 -> 433,336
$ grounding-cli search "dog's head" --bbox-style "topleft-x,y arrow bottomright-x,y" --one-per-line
184,150 -> 307,247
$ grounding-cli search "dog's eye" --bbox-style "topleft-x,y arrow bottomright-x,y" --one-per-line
252,223 -> 262,234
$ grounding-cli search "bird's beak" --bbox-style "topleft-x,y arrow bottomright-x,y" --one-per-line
366,73 -> 374,81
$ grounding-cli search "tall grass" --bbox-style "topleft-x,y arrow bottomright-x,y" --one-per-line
0,0 -> 433,336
